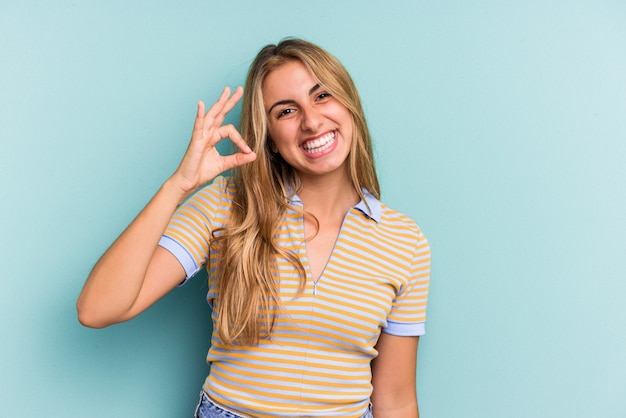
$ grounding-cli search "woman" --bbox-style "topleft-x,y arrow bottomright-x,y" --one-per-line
77,38 -> 431,418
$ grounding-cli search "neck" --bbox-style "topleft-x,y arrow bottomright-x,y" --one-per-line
297,171 -> 360,219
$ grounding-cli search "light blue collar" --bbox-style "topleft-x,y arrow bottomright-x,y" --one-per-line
288,188 -> 381,224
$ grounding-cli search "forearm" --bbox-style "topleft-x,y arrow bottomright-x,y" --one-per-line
370,334 -> 420,418
77,88 -> 255,328
372,399 -> 418,418
76,178 -> 187,327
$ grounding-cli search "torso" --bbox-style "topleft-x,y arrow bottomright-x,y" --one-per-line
304,213 -> 344,281
299,176 -> 360,282
162,176 -> 430,417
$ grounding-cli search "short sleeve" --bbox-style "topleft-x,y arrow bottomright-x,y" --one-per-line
158,176 -> 231,285
382,227 -> 431,336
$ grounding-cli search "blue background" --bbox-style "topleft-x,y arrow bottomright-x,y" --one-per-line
1,1 -> 625,417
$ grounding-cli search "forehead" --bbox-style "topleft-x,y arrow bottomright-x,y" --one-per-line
262,60 -> 318,101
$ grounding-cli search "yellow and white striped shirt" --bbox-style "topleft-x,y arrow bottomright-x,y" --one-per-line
159,176 -> 431,417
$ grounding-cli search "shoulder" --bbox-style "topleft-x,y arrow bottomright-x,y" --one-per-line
360,199 -> 429,268
191,175 -> 237,203
177,176 -> 239,226
376,201 -> 430,262
202,175 -> 236,194
377,201 -> 426,240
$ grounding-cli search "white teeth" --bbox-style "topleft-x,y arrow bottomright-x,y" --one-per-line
302,132 -> 335,153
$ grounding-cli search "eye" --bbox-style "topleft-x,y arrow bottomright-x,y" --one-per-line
277,107 -> 296,119
316,91 -> 332,101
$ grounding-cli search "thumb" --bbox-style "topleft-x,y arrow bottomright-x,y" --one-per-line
220,150 -> 257,172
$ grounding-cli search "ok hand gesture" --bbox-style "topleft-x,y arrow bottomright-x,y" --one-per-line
171,86 -> 256,196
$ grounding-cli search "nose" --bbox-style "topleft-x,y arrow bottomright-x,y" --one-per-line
300,106 -> 323,132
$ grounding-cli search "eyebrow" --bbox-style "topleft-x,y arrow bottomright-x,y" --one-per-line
267,83 -> 322,114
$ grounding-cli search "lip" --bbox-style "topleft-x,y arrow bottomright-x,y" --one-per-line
300,130 -> 338,158
300,130 -> 335,146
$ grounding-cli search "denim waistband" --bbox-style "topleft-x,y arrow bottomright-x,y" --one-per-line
194,391 -> 373,418
195,392 -> 253,417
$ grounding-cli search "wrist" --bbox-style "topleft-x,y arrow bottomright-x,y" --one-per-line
161,177 -> 194,206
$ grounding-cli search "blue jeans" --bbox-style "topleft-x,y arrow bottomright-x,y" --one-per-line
194,391 -> 374,418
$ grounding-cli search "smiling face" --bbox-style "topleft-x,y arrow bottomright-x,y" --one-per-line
262,60 -> 354,184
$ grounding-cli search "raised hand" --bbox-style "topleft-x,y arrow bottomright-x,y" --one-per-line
77,87 -> 258,328
171,86 -> 256,196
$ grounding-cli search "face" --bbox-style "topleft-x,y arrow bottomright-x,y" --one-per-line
262,60 -> 353,182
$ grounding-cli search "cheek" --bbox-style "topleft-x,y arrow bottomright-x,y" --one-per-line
268,122 -> 297,145
266,123 -> 282,144
332,106 -> 354,131
266,128 -> 291,155
339,115 -> 355,139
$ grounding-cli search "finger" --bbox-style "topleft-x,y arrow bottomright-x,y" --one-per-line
193,92 -> 233,146
205,87 -> 231,120
213,87 -> 243,125
222,86 -> 244,115
220,149 -> 257,172
215,124 -> 251,152
222,124 -> 252,153
191,101 -> 206,140
206,86 -> 243,126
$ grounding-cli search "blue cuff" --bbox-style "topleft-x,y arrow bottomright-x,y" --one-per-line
158,235 -> 201,286
382,320 -> 426,337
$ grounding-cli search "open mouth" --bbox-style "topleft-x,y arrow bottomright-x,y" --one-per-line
301,131 -> 336,154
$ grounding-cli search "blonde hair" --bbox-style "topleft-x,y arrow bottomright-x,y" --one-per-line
213,38 -> 379,345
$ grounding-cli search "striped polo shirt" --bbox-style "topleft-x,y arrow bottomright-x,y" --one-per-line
158,176 -> 431,417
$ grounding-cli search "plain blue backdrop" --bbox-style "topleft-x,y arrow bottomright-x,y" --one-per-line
1,1 -> 625,417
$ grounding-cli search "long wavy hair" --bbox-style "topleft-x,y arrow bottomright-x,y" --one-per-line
212,38 -> 380,345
